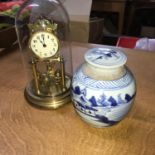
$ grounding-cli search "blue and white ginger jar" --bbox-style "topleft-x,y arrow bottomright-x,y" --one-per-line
71,47 -> 136,127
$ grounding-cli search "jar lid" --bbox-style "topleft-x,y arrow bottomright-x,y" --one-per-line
84,47 -> 127,69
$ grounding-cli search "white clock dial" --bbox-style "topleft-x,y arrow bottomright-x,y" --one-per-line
30,31 -> 59,59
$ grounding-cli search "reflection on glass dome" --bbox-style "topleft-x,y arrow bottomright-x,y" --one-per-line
15,0 -> 72,109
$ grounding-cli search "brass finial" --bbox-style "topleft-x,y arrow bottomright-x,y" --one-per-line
28,19 -> 57,33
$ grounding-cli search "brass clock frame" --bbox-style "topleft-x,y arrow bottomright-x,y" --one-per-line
25,19 -> 71,109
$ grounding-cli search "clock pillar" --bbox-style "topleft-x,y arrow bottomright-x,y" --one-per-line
60,56 -> 66,90
31,58 -> 40,95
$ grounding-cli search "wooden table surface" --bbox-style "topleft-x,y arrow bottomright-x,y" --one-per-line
0,43 -> 155,155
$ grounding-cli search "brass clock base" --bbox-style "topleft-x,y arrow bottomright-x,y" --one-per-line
24,83 -> 71,109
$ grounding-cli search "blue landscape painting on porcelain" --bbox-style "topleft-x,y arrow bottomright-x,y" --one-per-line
72,67 -> 136,127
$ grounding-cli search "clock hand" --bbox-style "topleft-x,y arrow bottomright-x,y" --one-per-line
41,35 -> 45,43
41,35 -> 47,47
38,37 -> 46,47
37,36 -> 43,44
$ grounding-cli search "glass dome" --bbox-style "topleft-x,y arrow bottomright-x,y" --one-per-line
15,0 -> 72,109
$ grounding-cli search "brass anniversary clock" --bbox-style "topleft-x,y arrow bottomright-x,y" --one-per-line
15,0 -> 72,109
23,19 -> 71,109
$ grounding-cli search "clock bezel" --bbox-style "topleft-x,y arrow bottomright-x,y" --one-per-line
29,30 -> 59,60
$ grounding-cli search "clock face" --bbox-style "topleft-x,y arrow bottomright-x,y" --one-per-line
30,31 -> 59,59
